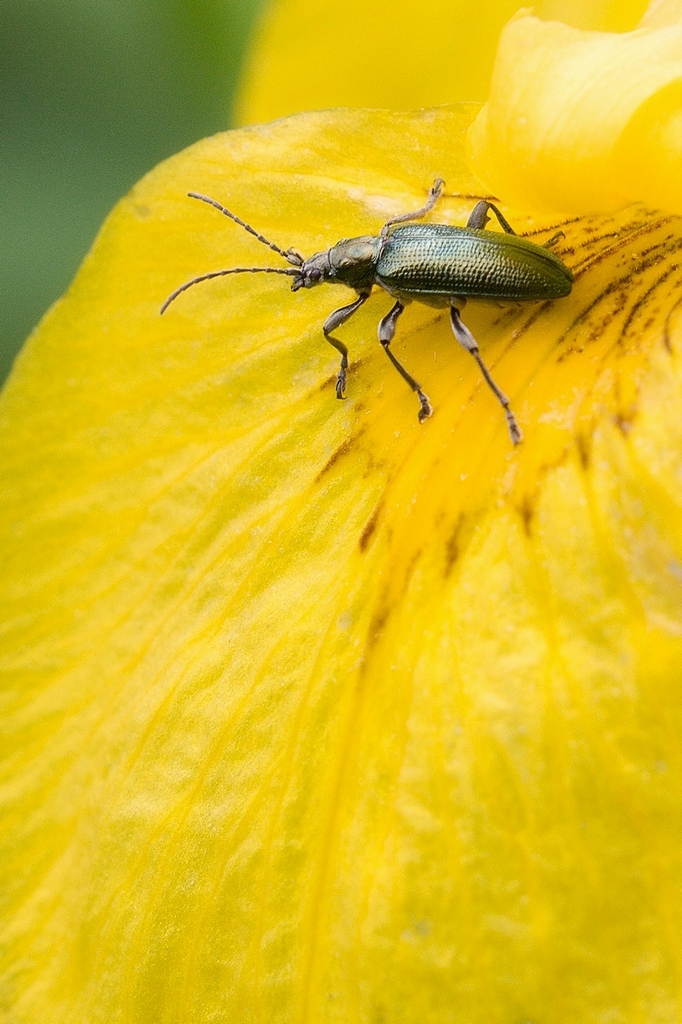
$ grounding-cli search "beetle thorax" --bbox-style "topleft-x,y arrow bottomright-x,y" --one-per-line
328,236 -> 382,289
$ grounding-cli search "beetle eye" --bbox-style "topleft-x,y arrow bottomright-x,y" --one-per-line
309,268 -> 322,283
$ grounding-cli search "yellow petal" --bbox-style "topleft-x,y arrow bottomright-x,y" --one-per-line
236,0 -> 649,125
3,106 -> 682,1021
469,0 -> 682,215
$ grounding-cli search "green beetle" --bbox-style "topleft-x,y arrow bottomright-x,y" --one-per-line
162,179 -> 573,444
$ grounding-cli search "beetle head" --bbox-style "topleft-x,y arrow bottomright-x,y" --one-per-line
291,250 -> 333,292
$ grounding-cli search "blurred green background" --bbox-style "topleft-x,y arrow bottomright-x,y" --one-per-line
0,0 -> 266,386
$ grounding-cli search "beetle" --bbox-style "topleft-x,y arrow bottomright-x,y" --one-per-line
161,179 -> 573,444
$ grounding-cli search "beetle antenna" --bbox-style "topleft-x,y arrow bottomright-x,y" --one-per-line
160,266 -> 299,315
188,192 -> 304,267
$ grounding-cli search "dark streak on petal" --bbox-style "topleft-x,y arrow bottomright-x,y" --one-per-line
518,495 -> 534,536
359,501 -> 383,551
316,437 -> 355,481
575,433 -> 591,470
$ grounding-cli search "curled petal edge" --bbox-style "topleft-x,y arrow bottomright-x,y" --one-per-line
468,3 -> 682,215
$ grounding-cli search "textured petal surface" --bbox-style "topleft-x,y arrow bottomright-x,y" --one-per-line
469,0 -> 682,215
3,106 -> 682,1023
236,0 -> 648,125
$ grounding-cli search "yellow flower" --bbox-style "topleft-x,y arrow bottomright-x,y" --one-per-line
3,4 -> 682,1023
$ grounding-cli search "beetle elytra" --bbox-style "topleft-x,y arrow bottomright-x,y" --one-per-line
161,179 -> 573,444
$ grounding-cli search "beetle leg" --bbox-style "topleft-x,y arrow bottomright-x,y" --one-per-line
467,201 -> 517,235
323,291 -> 370,399
449,305 -> 522,444
543,229 -> 565,248
380,178 -> 446,237
378,301 -> 432,422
